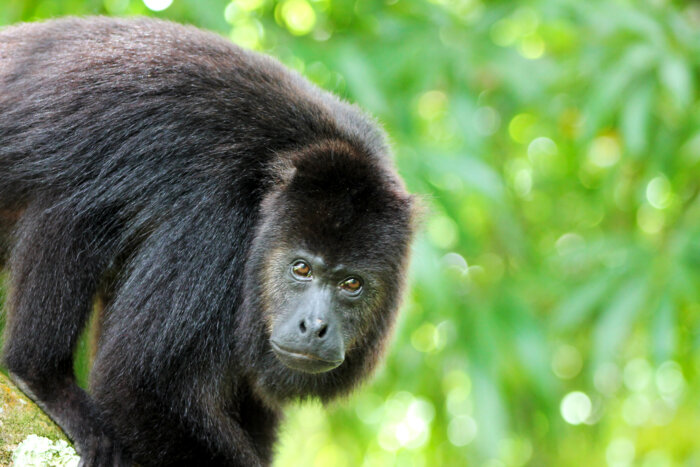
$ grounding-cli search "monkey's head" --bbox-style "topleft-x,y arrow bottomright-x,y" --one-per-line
237,139 -> 416,404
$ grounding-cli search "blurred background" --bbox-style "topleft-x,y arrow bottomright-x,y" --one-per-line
2,0 -> 700,465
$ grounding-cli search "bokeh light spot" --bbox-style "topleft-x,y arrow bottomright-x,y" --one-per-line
527,136 -> 557,166
646,175 -> 672,209
623,358 -> 651,392
443,369 -> 472,394
513,168 -> 532,197
224,2 -> 242,24
441,252 -> 468,275
560,391 -> 591,425
417,90 -> 448,121
446,386 -> 471,417
551,344 -> 583,380
587,136 -> 621,168
229,19 -> 264,50
447,415 -> 477,446
655,361 -> 685,399
490,18 -> 518,46
104,0 -> 129,14
279,0 -> 316,36
427,215 -> 459,249
411,322 -> 439,353
518,34 -> 545,59
508,113 -> 537,144
143,0 -> 172,11
378,394 -> 434,451
555,232 -> 584,256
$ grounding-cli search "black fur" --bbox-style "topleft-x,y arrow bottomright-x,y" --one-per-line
0,17 -> 415,466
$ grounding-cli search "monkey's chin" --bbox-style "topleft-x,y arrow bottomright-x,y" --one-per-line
270,341 -> 344,374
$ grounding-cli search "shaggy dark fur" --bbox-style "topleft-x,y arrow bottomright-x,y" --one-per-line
0,17 -> 415,466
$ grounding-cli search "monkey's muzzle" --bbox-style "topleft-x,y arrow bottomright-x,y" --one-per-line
270,340 -> 344,374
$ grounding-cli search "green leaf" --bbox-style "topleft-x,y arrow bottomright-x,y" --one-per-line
334,45 -> 388,115
592,277 -> 648,363
553,272 -> 619,331
659,55 -> 693,108
651,294 -> 675,363
508,305 -> 559,399
582,45 -> 656,139
620,80 -> 654,156
423,155 -> 505,201
470,365 -> 507,459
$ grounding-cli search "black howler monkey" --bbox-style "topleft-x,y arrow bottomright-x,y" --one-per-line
0,16 -> 415,467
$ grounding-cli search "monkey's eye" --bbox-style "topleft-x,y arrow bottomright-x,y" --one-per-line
339,277 -> 362,294
291,260 -> 312,279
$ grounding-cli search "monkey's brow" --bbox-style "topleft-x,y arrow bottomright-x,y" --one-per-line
291,250 -> 326,267
290,251 -> 358,275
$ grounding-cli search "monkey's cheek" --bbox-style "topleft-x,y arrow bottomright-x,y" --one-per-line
270,341 -> 344,374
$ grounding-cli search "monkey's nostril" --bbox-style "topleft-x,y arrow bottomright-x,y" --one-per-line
317,324 -> 328,338
299,321 -> 307,333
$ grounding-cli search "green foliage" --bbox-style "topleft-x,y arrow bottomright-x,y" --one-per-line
2,0 -> 700,465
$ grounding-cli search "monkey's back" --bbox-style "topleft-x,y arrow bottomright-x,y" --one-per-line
0,17 -> 386,216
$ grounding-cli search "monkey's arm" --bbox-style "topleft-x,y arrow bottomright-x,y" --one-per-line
94,361 -> 271,465
2,201 -> 131,465
179,391 -> 269,467
161,356 -> 280,466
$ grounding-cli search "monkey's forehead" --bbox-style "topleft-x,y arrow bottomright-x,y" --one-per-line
265,196 -> 412,271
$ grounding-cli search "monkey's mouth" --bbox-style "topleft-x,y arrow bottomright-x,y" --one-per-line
270,341 -> 344,374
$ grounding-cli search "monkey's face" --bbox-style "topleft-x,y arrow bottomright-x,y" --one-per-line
264,249 -> 378,374
239,142 -> 415,401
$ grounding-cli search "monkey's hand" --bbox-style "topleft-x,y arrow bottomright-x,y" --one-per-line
77,435 -> 133,467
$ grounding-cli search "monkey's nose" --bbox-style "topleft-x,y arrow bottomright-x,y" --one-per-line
298,318 -> 328,338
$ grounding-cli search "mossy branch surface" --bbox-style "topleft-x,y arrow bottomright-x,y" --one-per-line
0,372 -> 70,465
